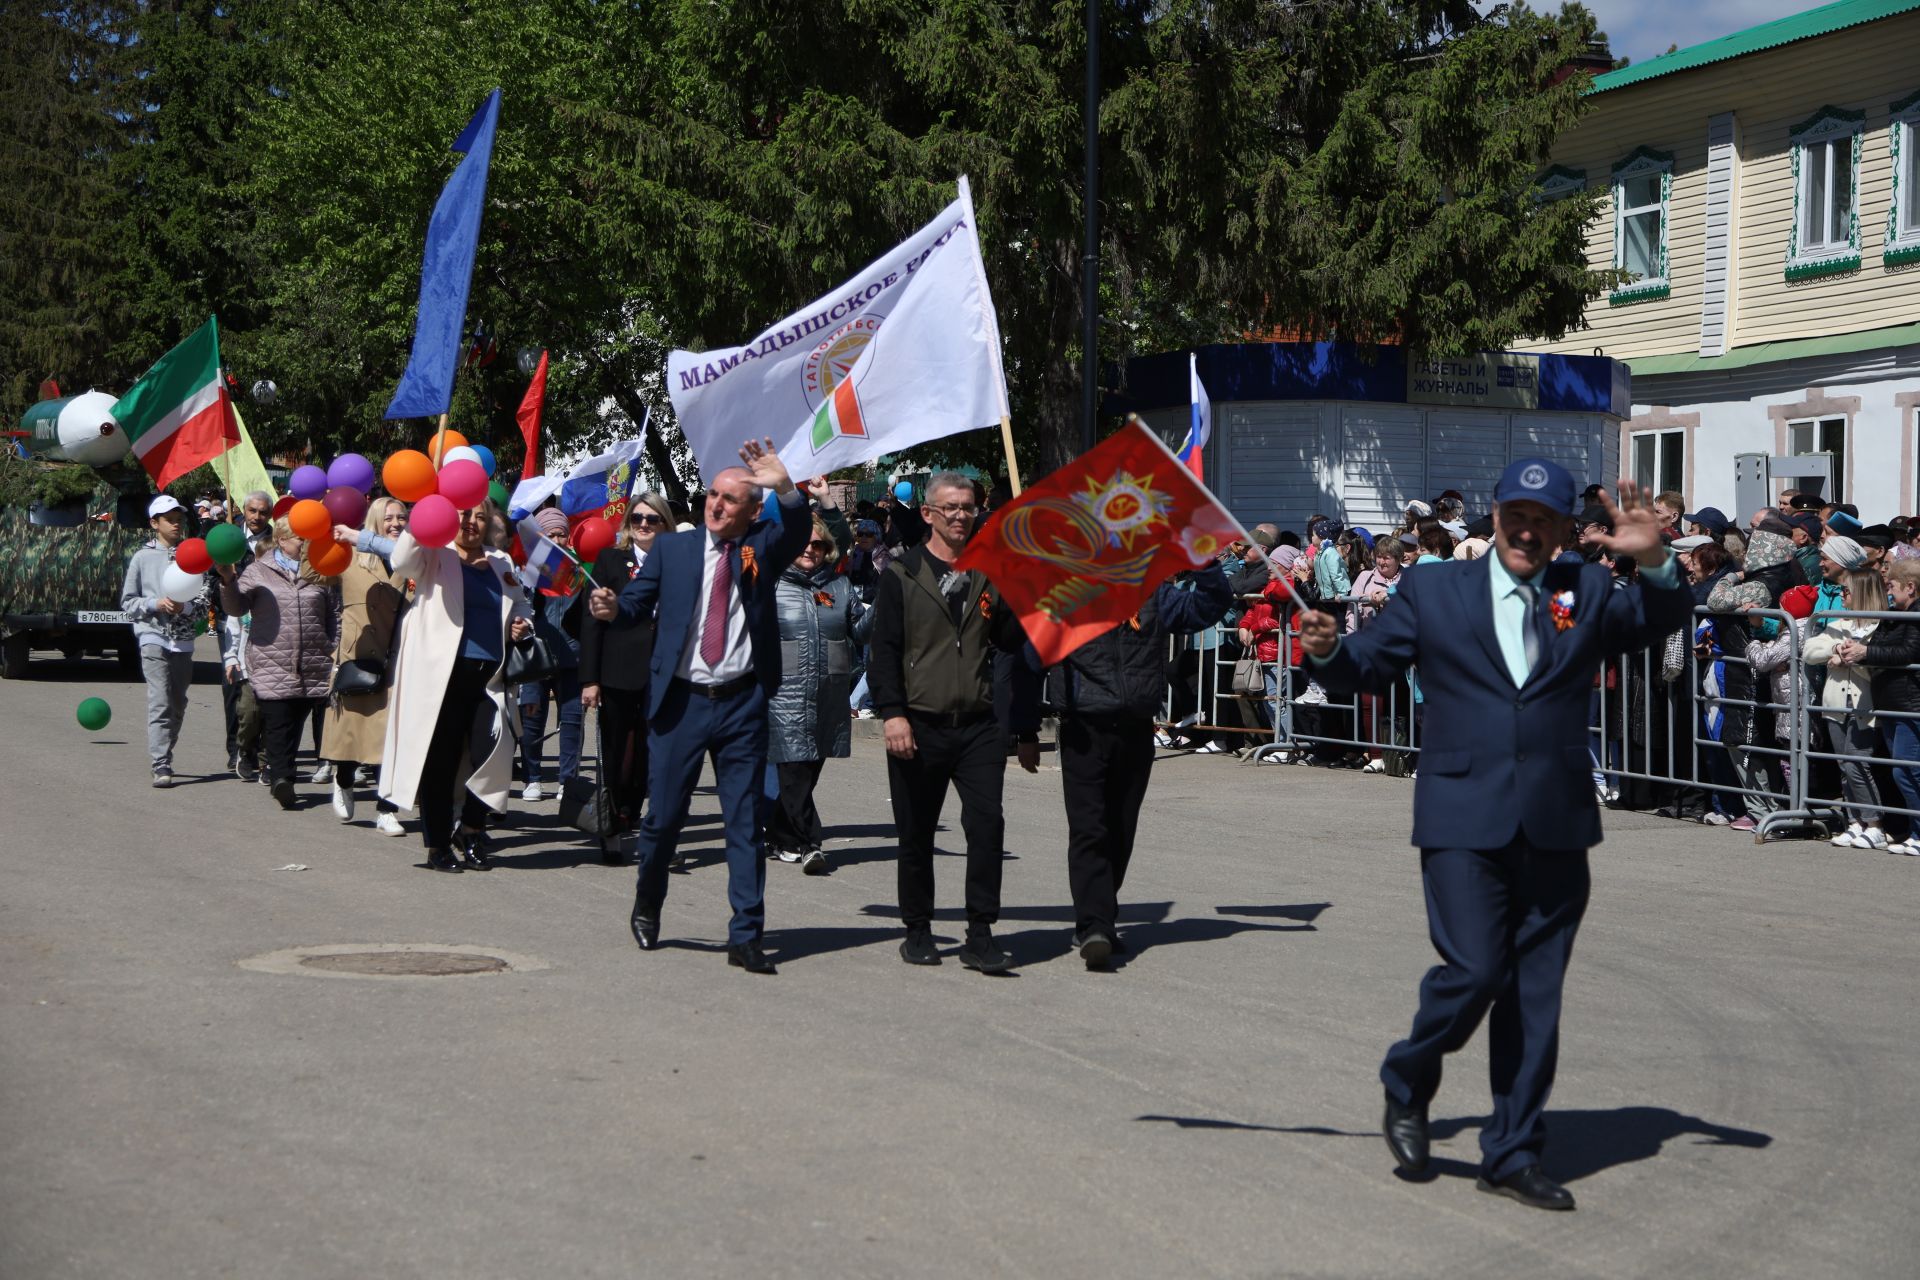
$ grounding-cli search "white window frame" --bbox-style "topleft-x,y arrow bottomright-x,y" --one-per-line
1888,91 -> 1920,266
1535,166 -> 1586,202
1609,148 -> 1672,305
1786,106 -> 1864,280
1630,428 -> 1685,497
1787,417 -> 1846,504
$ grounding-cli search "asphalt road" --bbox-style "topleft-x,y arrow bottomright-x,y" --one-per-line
3,646 -> 1916,1278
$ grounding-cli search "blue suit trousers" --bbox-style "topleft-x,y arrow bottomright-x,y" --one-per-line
1380,839 -> 1591,1180
634,679 -> 769,946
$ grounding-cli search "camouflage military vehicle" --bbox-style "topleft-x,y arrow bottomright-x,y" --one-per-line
0,466 -> 151,679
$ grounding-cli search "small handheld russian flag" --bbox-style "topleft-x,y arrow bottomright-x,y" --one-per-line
516,517 -> 591,595
1177,352 -> 1211,480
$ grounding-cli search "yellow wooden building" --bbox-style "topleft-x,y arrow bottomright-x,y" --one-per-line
1515,0 -> 1920,519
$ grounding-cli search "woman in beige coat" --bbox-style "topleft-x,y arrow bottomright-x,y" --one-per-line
377,499 -> 534,872
325,498 -> 411,834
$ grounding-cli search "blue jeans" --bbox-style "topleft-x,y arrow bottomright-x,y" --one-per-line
1879,719 -> 1920,817
519,667 -> 583,785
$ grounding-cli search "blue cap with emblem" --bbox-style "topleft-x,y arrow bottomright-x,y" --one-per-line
1493,457 -> 1578,515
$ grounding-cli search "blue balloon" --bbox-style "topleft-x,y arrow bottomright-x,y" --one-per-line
893,481 -> 913,502
468,443 -> 496,477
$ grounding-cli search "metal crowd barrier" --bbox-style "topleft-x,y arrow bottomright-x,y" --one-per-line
1157,596 -> 1920,846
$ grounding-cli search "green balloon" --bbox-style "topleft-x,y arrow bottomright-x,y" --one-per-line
205,522 -> 249,566
76,697 -> 111,731
488,481 -> 510,509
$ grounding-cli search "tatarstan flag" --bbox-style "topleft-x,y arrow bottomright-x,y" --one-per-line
809,377 -> 868,452
112,316 -> 240,489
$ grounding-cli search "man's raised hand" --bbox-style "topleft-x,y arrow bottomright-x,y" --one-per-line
1592,480 -> 1669,561
739,438 -> 794,495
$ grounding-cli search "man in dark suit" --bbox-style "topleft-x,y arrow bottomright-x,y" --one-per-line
588,439 -> 809,975
1299,458 -> 1690,1211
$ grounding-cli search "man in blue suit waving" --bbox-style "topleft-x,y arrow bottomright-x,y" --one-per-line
588,438 -> 809,975
1298,458 -> 1691,1211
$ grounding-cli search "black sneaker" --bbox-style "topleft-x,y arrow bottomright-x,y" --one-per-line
958,930 -> 1012,974
1074,929 -> 1114,969
270,778 -> 297,810
899,930 -> 942,966
236,760 -> 260,783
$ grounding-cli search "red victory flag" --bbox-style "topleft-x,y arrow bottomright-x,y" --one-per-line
517,348 -> 548,476
956,420 -> 1248,665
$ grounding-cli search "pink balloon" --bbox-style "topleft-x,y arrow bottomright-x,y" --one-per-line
436,459 -> 489,509
322,486 -> 368,528
410,494 -> 459,548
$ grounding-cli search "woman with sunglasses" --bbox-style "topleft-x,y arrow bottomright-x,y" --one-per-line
765,515 -> 873,873
579,491 -> 672,860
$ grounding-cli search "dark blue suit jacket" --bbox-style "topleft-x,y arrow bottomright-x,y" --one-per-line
1312,554 -> 1692,852
613,495 -> 810,719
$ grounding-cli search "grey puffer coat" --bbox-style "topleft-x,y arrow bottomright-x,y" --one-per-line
769,568 -> 872,764
219,554 -> 337,700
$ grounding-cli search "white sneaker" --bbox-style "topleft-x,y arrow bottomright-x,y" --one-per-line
1901,841 -> 1920,857
771,846 -> 804,864
1703,811 -> 1732,826
375,811 -> 405,837
1830,822 -> 1864,848
855,708 -> 876,720
1193,742 -> 1227,755
1859,826 -> 1890,851
522,780 -> 546,802
1153,731 -> 1174,747
310,762 -> 333,785
331,783 -> 355,823
1363,758 -> 1386,774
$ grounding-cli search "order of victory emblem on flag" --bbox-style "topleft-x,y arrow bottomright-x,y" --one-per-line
956,421 -> 1249,665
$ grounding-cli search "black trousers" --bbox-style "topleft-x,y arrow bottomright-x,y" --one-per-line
259,696 -> 325,786
1381,839 -> 1591,1181
889,714 -> 1005,933
1059,714 -> 1156,936
418,657 -> 496,850
596,684 -> 651,830
768,758 -> 827,852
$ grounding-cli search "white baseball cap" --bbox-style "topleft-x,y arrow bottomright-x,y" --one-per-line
147,495 -> 184,518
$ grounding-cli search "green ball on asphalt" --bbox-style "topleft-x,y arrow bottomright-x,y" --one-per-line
76,697 -> 111,731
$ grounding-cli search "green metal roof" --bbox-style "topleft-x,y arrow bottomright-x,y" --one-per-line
1590,0 -> 1920,94
1625,321 -> 1920,377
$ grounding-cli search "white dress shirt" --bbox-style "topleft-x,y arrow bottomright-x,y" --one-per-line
676,531 -> 752,685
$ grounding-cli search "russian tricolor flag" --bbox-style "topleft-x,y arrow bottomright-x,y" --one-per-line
1177,352 -> 1211,480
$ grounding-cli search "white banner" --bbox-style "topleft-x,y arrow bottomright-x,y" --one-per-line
667,177 -> 1010,482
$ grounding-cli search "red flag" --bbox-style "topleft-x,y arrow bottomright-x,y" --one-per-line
956,421 -> 1248,665
517,349 -> 548,476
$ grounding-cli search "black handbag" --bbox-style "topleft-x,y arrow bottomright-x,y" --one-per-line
331,658 -> 386,696
559,716 -> 613,844
503,633 -> 559,684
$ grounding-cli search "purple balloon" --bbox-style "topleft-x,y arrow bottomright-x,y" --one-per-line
289,464 -> 328,501
327,452 -> 376,494
322,486 -> 368,528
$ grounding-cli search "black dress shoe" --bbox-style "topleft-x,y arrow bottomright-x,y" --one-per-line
1476,1166 -> 1575,1211
456,829 -> 491,870
425,847 -> 463,873
1074,929 -> 1114,969
727,942 -> 776,974
630,902 -> 661,950
270,778 -> 297,810
1383,1093 -> 1430,1173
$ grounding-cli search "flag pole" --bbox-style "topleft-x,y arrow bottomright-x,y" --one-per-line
998,414 -> 1023,496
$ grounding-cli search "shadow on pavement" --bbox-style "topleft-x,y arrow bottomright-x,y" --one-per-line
1137,1106 -> 1772,1185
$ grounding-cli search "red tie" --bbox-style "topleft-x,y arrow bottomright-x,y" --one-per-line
700,540 -> 734,668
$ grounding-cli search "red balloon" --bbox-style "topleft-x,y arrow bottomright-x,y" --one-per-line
572,516 -> 616,562
322,486 -> 369,529
436,459 -> 489,510
174,538 -> 213,575
410,494 -> 460,548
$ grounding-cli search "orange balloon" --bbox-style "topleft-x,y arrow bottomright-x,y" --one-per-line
427,429 -> 468,466
289,499 -> 332,541
382,449 -> 438,503
307,536 -> 353,577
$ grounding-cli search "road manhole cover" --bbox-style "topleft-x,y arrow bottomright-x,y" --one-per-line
301,950 -> 509,977
238,943 -> 549,981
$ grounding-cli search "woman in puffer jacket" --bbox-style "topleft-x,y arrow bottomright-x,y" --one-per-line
1706,521 -> 1807,827
1802,568 -> 1886,849
765,516 -> 873,874
1844,558 -> 1920,853
215,517 -> 339,810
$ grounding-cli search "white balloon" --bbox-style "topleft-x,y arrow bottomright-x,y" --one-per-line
161,563 -> 204,604
440,445 -> 483,469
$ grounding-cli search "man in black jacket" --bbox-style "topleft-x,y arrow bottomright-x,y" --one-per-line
868,472 -> 1038,973
1046,564 -> 1232,967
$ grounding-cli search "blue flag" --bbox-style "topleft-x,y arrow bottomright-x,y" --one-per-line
386,89 -> 502,419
